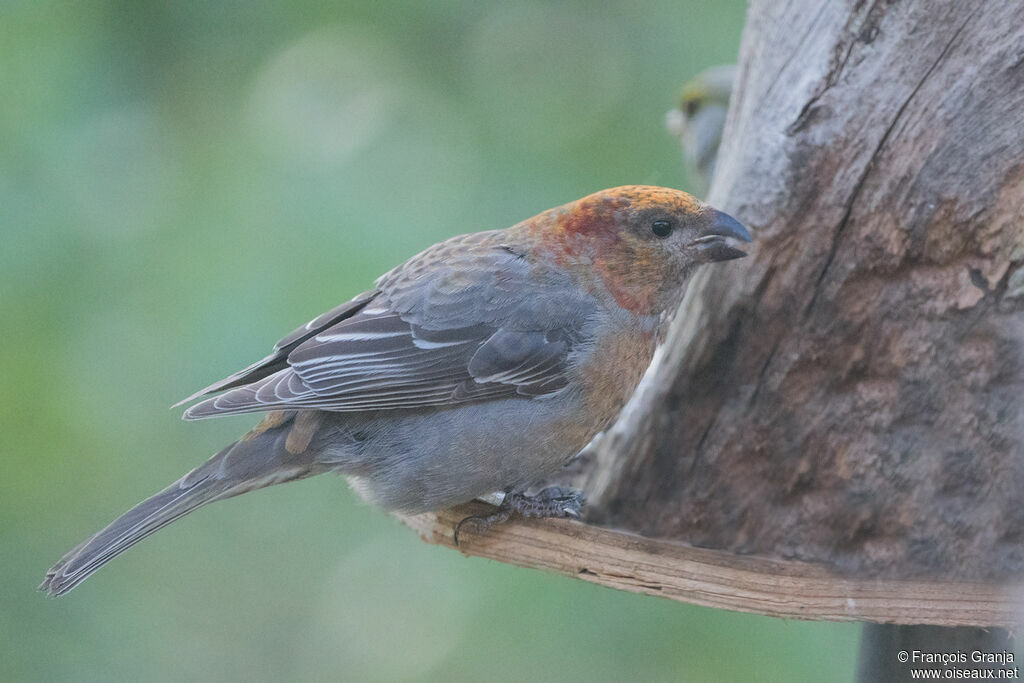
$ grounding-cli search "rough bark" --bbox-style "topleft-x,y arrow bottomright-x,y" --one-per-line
403,0 -> 1024,626
583,0 -> 1024,582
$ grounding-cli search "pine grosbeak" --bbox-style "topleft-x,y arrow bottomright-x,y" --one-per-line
43,185 -> 750,595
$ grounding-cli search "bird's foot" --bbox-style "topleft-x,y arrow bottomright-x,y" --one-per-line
454,487 -> 585,545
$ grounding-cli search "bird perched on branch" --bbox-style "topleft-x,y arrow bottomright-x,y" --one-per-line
42,185 -> 750,596
666,65 -> 737,195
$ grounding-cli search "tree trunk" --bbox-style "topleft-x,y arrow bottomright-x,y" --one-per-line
403,0 -> 1024,629
584,0 -> 1024,582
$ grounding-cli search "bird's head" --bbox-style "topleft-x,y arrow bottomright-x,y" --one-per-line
531,185 -> 751,315
666,64 -> 737,194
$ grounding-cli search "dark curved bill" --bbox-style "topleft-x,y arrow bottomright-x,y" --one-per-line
705,209 -> 752,243
696,209 -> 752,261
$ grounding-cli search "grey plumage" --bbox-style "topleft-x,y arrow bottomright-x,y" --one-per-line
183,230 -> 595,419
42,416 -> 322,596
43,230 -> 613,597
41,185 -> 751,597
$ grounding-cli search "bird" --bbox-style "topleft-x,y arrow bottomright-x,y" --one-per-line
41,185 -> 751,596
665,64 -> 737,196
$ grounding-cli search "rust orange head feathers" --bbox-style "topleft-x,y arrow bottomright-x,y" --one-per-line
521,185 -> 751,315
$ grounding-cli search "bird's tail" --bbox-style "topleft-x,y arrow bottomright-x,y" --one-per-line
41,412 -> 322,596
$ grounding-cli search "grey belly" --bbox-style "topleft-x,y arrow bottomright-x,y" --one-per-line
313,391 -> 591,514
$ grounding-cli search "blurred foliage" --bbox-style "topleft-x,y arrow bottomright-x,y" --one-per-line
1,1 -> 860,680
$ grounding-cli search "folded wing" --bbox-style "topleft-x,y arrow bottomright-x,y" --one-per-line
180,234 -> 595,419
173,290 -> 377,407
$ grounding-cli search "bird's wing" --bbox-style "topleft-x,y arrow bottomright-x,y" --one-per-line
173,290 -> 378,407
181,232 -> 596,419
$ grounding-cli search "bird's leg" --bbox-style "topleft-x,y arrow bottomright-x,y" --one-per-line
454,486 -> 585,545
502,486 -> 586,519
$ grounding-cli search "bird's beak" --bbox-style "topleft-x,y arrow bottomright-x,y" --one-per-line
694,209 -> 752,262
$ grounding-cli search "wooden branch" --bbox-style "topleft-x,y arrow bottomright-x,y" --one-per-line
400,504 -> 1023,628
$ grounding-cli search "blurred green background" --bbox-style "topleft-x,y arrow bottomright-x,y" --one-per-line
1,1 -> 860,680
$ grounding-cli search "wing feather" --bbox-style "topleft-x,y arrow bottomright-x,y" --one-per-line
173,290 -> 377,407
180,235 -> 597,420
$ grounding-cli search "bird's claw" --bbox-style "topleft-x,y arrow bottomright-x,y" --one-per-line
454,487 -> 585,545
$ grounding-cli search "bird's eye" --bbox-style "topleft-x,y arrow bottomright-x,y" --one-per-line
651,220 -> 673,238
684,99 -> 699,117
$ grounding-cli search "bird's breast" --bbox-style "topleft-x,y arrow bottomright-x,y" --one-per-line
573,324 -> 659,434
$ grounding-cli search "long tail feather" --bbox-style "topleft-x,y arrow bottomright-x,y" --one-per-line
41,414 -> 319,596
